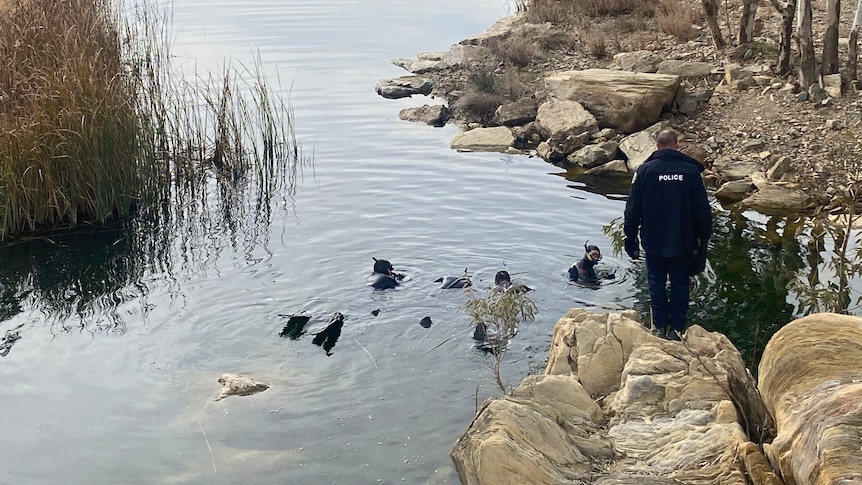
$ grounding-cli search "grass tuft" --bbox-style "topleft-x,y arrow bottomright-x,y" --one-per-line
654,0 -> 701,41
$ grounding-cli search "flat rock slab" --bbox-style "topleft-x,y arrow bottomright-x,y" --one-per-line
450,126 -> 514,152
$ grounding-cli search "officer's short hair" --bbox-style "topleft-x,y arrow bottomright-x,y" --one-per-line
656,129 -> 678,148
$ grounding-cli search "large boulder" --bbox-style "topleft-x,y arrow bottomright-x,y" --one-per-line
618,121 -> 669,172
565,141 -> 619,169
399,104 -> 450,126
656,60 -> 717,78
452,309 -> 774,485
758,313 -> 862,485
544,69 -> 680,132
534,98 -> 597,158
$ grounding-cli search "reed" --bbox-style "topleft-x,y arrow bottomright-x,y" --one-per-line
0,0 -> 304,240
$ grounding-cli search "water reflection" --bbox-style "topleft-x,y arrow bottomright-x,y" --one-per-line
690,209 -> 801,368
0,226 -> 147,336
0,145 -> 308,349
0,323 -> 23,357
557,169 -> 631,201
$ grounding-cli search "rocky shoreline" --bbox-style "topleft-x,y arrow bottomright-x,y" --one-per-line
376,12 -> 862,218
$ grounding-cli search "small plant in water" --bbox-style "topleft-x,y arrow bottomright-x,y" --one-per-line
460,285 -> 538,394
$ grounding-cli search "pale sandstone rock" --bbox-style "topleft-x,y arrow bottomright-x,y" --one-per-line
610,50 -> 664,73
452,309 -> 771,485
544,69 -> 680,132
758,313 -> 862,485
450,126 -> 514,152
618,121 -> 670,172
535,98 -> 597,157
740,184 -> 813,215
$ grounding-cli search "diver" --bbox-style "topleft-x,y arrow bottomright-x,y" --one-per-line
569,242 -> 603,284
434,268 -> 472,289
491,270 -> 531,293
569,241 -> 617,285
366,257 -> 405,290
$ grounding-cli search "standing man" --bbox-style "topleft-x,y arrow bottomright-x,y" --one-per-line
623,129 -> 712,340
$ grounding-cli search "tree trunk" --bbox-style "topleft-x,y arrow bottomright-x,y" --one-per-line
846,0 -> 862,86
797,0 -> 817,89
776,0 -> 796,76
738,0 -> 760,45
701,0 -> 727,48
822,0 -> 841,75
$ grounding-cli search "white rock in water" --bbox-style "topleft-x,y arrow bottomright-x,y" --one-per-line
215,373 -> 270,401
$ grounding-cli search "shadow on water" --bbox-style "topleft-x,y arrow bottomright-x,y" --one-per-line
277,312 -> 346,356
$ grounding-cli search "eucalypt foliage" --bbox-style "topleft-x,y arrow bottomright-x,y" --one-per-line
788,183 -> 862,315
602,216 -> 626,257
460,286 -> 537,395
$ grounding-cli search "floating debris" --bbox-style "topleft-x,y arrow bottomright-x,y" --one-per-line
215,374 -> 270,401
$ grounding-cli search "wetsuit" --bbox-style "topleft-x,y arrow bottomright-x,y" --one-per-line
568,256 -> 598,283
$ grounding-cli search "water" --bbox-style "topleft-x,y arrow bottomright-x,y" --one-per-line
0,1 -> 855,484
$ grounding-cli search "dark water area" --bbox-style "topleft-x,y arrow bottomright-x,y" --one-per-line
0,1 -> 857,484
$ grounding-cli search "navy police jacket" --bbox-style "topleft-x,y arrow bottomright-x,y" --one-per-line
623,149 -> 712,258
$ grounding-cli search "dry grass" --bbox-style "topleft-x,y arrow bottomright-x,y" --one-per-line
529,0 -> 642,20
526,0 -> 573,24
0,0 -> 303,240
654,0 -> 701,40
451,91 -> 505,125
583,27 -> 610,59
0,0 -> 137,235
488,34 -> 538,68
455,69 -> 531,125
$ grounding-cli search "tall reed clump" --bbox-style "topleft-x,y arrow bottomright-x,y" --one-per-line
0,0 -> 304,241
0,0 -> 139,238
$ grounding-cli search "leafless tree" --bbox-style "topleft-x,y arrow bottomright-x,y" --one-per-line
769,0 -> 796,75
796,0 -> 817,89
738,0 -> 760,45
701,0 -> 727,48
846,0 -> 862,87
822,0 -> 841,75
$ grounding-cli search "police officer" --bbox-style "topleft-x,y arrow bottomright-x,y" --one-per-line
623,129 -> 712,340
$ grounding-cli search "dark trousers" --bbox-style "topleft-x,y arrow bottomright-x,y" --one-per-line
645,253 -> 691,332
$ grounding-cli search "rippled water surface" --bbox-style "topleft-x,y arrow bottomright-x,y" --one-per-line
0,1 -> 847,484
